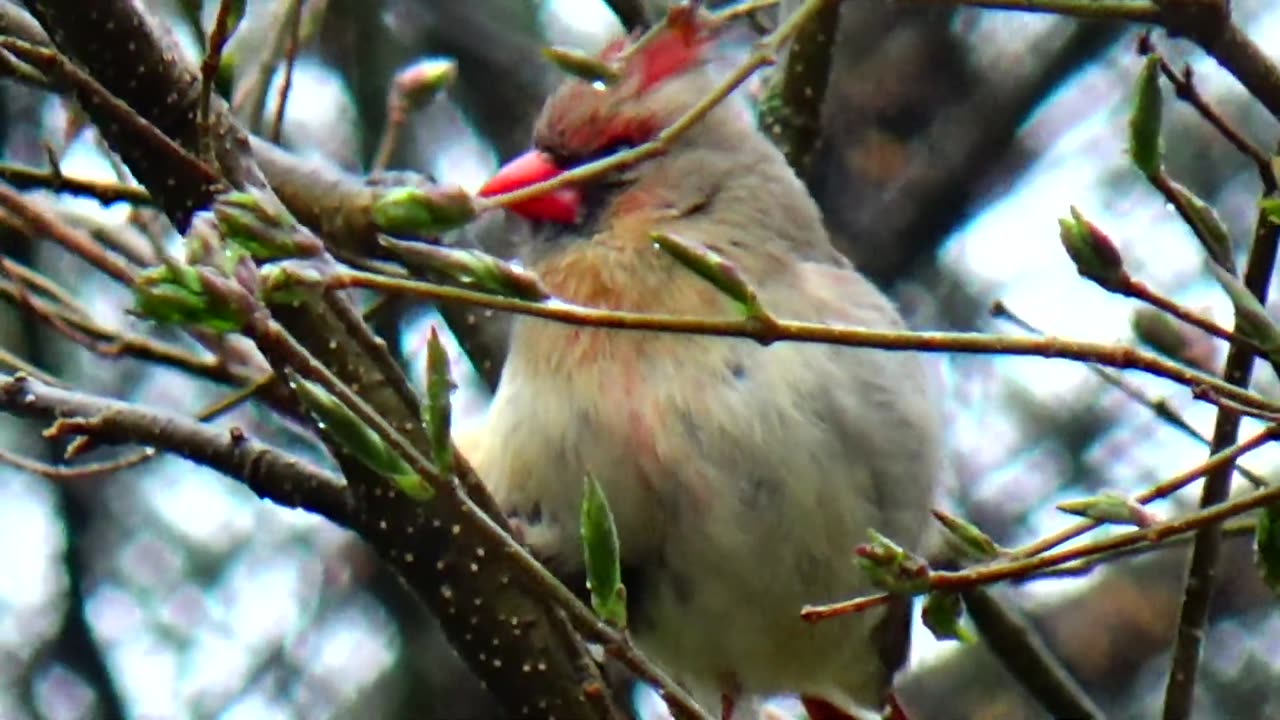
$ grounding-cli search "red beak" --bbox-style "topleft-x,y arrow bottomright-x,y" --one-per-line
478,150 -> 582,225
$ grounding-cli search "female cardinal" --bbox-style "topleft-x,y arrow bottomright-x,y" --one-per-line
459,11 -> 943,720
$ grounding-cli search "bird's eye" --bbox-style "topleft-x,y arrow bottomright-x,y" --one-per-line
581,141 -> 635,166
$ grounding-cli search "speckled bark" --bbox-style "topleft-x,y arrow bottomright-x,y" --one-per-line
18,2 -> 620,716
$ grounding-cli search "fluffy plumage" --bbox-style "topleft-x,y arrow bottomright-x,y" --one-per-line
463,16 -> 943,720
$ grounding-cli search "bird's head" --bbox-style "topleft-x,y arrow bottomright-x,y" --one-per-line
477,9 -> 739,229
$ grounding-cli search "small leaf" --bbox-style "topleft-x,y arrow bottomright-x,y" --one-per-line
381,238 -> 550,301
854,529 -> 931,596
1056,492 -> 1156,527
393,57 -> 458,108
213,189 -> 320,261
581,475 -> 627,628
651,232 -> 766,318
1131,305 -> 1211,370
258,262 -> 324,306
422,327 -> 456,473
1260,196 -> 1280,225
372,186 -> 478,238
1206,261 -> 1280,354
1167,180 -> 1235,273
932,509 -> 1004,562
1129,54 -> 1163,176
922,591 -> 973,644
1058,207 -> 1129,292
289,371 -> 433,501
132,264 -> 248,333
1254,502 -> 1280,597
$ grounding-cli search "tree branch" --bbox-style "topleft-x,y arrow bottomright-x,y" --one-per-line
334,268 -> 1280,416
758,0 -> 841,176
1161,207 -> 1280,720
14,1 -> 629,716
0,372 -> 355,522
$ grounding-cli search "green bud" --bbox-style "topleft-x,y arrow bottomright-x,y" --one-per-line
1260,196 -> 1280,226
651,232 -> 766,318
581,474 -> 627,628
393,57 -> 458,108
372,186 -> 478,238
1129,54 -> 1163,177
1207,262 -> 1280,356
289,371 -> 433,501
1058,207 -> 1129,292
932,509 -> 1003,562
422,327 -> 456,473
854,529 -> 931,596
543,46 -> 619,85
1056,492 -> 1156,527
1167,180 -> 1235,273
1131,306 -> 1196,366
212,189 -> 319,261
922,591 -> 973,644
382,238 -> 550,301
258,262 -> 324,307
132,264 -> 248,333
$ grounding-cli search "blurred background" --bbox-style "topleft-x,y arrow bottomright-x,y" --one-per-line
2,0 -> 1280,718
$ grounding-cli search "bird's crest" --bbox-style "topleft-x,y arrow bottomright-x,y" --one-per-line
602,5 -> 714,93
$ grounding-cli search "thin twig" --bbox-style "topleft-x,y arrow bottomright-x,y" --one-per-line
232,0 -> 305,132
900,0 -> 1280,122
0,255 -> 90,316
64,372 -> 276,464
1025,517 -> 1255,579
0,39 -> 220,198
1125,279 -> 1263,355
1154,0 -> 1280,122
0,444 -> 156,479
0,275 -> 237,383
801,427 -> 1277,620
991,301 -> 1270,487
0,182 -> 138,285
0,163 -> 154,205
1162,209 -> 1280,720
806,462 -> 1280,621
902,0 -> 1161,21
715,0 -> 781,24
199,0 -> 240,164
268,0 -> 305,144
0,344 -> 60,386
0,373 -> 353,521
332,267 -> 1280,415
1016,426 -> 1277,558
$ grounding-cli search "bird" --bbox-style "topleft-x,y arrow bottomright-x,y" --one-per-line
458,9 -> 944,720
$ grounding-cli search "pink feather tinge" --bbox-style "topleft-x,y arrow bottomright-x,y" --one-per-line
606,7 -> 712,93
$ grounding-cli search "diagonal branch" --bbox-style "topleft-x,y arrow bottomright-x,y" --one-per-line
0,372 -> 354,523
12,2 -> 637,716
758,0 -> 841,176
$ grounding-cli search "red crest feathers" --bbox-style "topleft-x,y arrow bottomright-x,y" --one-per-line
602,6 -> 712,93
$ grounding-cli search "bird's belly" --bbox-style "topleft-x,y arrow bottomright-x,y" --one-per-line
478,336 -> 914,708
632,498 -> 888,704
